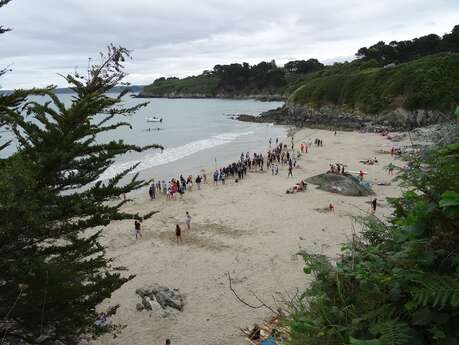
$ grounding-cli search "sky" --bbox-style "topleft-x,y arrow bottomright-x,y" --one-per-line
0,0 -> 458,89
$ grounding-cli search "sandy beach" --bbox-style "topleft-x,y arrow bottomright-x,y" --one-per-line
92,127 -> 407,345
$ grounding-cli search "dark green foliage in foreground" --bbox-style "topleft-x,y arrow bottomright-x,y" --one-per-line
0,46 -> 162,344
286,132 -> 459,345
289,53 -> 459,114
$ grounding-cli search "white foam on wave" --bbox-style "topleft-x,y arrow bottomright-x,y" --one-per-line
98,130 -> 255,181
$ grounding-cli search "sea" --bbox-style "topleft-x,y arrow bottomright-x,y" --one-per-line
3,94 -> 286,187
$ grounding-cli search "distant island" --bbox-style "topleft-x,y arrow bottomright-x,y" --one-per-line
139,25 -> 459,130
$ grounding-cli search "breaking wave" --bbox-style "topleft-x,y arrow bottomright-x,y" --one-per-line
98,130 -> 254,181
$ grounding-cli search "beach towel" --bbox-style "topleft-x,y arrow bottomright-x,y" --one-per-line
260,337 -> 277,345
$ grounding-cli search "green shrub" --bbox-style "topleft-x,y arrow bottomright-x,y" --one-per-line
286,137 -> 459,345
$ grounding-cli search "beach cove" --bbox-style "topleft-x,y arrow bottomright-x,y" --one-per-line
92,127 -> 409,345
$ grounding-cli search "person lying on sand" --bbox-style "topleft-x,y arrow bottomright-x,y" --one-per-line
286,180 -> 308,194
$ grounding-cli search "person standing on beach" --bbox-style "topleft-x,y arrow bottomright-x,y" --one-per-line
175,224 -> 182,244
195,175 -> 202,190
288,165 -> 293,177
388,163 -> 395,176
149,182 -> 156,200
213,170 -> 219,185
185,211 -> 192,230
371,198 -> 377,213
220,171 -> 226,184
134,220 -> 142,240
269,138 -> 272,147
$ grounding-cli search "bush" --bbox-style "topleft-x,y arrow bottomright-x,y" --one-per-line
286,134 -> 459,345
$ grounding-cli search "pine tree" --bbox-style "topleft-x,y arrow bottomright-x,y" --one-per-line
0,45 -> 162,344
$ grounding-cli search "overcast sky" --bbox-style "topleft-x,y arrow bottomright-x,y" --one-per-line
0,0 -> 458,89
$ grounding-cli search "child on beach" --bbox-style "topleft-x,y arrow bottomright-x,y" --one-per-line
185,212 -> 192,230
371,198 -> 377,213
175,224 -> 182,244
134,220 -> 142,239
328,203 -> 335,214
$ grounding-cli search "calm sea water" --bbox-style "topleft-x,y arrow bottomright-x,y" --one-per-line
3,94 -> 286,185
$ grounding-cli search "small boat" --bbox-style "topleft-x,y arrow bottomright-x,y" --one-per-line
146,116 -> 163,123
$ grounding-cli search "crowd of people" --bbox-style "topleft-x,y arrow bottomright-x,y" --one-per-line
135,134 -> 348,243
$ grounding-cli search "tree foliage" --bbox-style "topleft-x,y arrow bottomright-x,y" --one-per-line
285,133 -> 459,345
0,45 -> 162,344
0,0 -> 13,34
143,59 -> 324,97
289,53 -> 459,115
356,25 -> 459,63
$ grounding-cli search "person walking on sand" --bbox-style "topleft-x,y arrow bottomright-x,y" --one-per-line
288,165 -> 293,177
185,211 -> 192,230
175,224 -> 182,244
134,220 -> 142,240
269,138 -> 272,147
371,198 -> 377,213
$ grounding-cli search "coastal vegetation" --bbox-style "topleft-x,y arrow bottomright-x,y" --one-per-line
286,131 -> 459,345
289,53 -> 459,114
0,44 -> 162,343
142,26 -> 459,117
142,58 -> 324,97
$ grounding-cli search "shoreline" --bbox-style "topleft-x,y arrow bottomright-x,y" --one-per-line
134,93 -> 287,102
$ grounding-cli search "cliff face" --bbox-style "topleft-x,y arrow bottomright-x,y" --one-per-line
238,102 -> 450,130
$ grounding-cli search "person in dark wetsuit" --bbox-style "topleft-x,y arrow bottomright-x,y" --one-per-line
371,198 -> 377,213
175,224 -> 182,244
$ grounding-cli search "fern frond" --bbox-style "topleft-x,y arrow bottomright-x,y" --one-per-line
411,274 -> 459,309
370,320 -> 412,345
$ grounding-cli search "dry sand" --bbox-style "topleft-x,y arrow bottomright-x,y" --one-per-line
92,128 -> 408,345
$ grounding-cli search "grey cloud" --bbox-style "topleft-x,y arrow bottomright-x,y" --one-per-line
0,0 -> 458,88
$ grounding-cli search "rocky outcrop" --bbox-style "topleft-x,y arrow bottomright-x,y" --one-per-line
306,173 -> 375,197
135,285 -> 185,318
237,102 -> 450,131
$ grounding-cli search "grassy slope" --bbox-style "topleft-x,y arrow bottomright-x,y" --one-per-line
289,53 -> 459,114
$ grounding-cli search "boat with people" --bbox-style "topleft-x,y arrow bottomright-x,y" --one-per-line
146,116 -> 163,123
